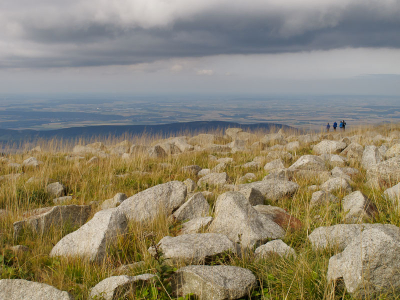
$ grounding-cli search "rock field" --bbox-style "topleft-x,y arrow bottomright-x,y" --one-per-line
1,126 -> 400,299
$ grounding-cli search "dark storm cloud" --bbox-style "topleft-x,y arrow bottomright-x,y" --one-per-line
1,0 -> 399,68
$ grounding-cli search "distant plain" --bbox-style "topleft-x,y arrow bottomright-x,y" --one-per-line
0,94 -> 399,131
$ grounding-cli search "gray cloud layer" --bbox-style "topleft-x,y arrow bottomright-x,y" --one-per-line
1,0 -> 399,68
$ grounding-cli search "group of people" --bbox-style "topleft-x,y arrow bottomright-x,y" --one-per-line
326,120 -> 346,132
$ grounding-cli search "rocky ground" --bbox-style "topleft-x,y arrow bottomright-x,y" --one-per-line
1,125 -> 400,299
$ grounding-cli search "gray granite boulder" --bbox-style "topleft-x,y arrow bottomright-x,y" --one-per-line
101,193 -> 128,210
367,156 -> 400,187
255,239 -> 296,258
209,192 -> 285,248
264,159 -> 285,172
182,165 -> 202,175
0,279 -> 73,300
313,140 -> 347,155
172,192 -> 210,221
171,265 -> 256,300
239,179 -> 299,202
197,172 -> 229,187
288,155 -> 327,172
117,181 -> 187,223
50,208 -> 127,262
180,217 -> 213,234
13,205 -> 91,238
384,182 -> 400,206
386,143 -> 400,158
320,177 -> 352,193
238,187 -> 264,206
147,145 -> 167,158
342,191 -> 377,223
45,182 -> 66,197
53,196 -> 73,204
308,223 -> 398,251
110,140 -> 131,155
361,145 -> 382,170
254,205 -> 302,231
188,134 -> 216,146
89,274 -> 155,300
184,178 -> 197,192
148,233 -> 236,264
73,142 -> 106,154
22,157 -> 42,167
310,190 -> 338,207
238,173 -> 257,183
327,225 -> 400,297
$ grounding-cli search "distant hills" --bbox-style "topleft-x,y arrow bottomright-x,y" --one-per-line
0,121 -> 296,143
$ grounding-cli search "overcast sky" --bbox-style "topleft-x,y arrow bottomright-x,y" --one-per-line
0,0 -> 399,95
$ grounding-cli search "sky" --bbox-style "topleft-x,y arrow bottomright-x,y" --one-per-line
0,0 -> 399,95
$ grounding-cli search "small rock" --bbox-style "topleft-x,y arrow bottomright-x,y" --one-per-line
53,196 -> 73,205
184,178 -> 197,193
242,161 -> 261,169
254,205 -> 302,232
239,179 -> 299,202
386,143 -> 400,158
148,233 -> 236,263
89,274 -> 156,300
238,173 -> 257,183
264,159 -> 285,172
217,157 -> 233,164
22,157 -> 42,167
180,217 -> 213,234
182,165 -> 202,175
310,190 -> 338,207
197,172 -> 229,187
320,177 -> 352,193
255,239 -> 296,258
114,261 -> 146,274
45,182 -> 66,198
361,145 -> 382,170
171,265 -> 257,300
195,167 -> 211,177
87,156 -> 99,164
172,192 -> 210,221
212,162 -> 226,173
288,155 -> 327,172
384,182 -> 400,207
101,193 -> 128,210
10,245 -> 30,253
313,140 -> 347,155
342,191 -> 377,223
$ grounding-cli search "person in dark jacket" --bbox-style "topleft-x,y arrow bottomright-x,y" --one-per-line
342,120 -> 346,131
333,121 -> 337,131
326,123 -> 331,132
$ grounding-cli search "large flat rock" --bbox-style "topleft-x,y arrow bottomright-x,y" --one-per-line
171,265 -> 256,300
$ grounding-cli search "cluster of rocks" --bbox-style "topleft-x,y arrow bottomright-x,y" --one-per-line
4,127 -> 400,298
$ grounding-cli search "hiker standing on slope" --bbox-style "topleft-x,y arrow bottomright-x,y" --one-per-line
339,121 -> 343,131
342,120 -> 347,131
333,121 -> 337,131
326,123 -> 330,132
